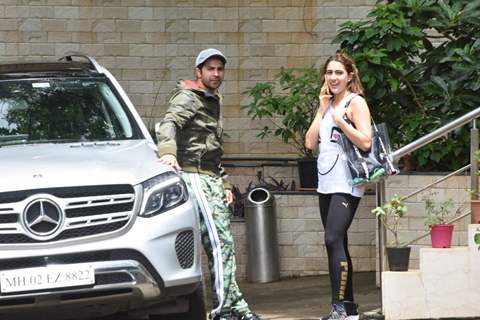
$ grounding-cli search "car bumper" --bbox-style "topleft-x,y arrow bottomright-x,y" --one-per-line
0,198 -> 202,312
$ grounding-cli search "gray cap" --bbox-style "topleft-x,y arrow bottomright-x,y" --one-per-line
195,48 -> 226,67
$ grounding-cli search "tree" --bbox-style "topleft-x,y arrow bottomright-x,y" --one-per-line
334,0 -> 480,171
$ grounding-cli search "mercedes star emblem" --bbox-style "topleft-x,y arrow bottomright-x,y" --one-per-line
23,198 -> 63,238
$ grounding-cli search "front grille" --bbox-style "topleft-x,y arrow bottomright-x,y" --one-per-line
0,185 -> 134,204
96,272 -> 133,285
0,185 -> 135,244
0,214 -> 17,224
0,221 -> 128,244
175,231 -> 194,269
66,202 -> 133,218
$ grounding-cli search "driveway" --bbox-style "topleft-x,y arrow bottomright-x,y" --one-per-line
236,272 -> 380,320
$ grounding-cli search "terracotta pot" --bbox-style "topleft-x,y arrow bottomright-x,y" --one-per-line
430,224 -> 454,248
471,200 -> 480,224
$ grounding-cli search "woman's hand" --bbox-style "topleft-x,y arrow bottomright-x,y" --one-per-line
333,106 -> 347,125
318,82 -> 332,116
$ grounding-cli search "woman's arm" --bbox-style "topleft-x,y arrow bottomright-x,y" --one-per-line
333,96 -> 372,152
305,111 -> 322,152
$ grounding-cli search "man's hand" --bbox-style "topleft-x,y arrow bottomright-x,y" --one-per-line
159,154 -> 181,171
225,189 -> 234,205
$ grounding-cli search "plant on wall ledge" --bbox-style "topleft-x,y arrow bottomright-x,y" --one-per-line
372,194 -> 408,248
243,67 -> 321,160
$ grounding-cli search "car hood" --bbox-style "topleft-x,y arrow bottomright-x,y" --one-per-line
0,140 -> 170,193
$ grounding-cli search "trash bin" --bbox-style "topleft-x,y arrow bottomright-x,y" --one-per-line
245,187 -> 280,283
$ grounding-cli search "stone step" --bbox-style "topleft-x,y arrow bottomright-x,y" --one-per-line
381,224 -> 480,320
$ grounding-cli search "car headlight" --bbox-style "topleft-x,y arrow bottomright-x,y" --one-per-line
139,172 -> 188,217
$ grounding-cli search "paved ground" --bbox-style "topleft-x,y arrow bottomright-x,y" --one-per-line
208,272 -> 381,320
98,272 -> 381,320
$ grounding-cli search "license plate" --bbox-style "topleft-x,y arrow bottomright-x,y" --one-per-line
0,263 -> 95,293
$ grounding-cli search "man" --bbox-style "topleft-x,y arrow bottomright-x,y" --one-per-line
156,48 -> 261,320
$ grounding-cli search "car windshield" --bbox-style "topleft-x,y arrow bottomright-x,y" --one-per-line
0,78 -> 141,146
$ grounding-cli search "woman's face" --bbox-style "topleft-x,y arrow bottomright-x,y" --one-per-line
324,60 -> 351,96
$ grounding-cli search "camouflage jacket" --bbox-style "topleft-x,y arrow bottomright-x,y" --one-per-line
156,80 -> 231,189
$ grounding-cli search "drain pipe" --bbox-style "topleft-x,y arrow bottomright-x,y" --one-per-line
471,120 -> 479,223
375,180 -> 386,295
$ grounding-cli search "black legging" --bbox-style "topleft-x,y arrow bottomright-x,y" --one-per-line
318,192 -> 360,305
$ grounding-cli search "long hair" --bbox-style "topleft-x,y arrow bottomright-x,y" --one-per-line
322,53 -> 364,95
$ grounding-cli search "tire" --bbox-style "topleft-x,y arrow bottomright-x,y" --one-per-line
157,283 -> 206,320
180,283 -> 207,320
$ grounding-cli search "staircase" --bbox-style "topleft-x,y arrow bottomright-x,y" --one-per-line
382,225 -> 480,320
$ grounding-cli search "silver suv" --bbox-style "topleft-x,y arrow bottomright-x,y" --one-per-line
0,54 -> 205,320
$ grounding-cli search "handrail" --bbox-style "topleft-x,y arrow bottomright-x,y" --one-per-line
402,164 -> 470,201
393,107 -> 480,160
396,164 -> 471,247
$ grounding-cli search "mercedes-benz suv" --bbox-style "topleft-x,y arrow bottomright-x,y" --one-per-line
0,54 -> 205,320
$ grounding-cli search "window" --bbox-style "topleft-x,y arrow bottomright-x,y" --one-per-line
0,78 -> 140,145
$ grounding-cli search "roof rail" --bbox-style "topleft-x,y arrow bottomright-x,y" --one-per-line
58,52 -> 102,73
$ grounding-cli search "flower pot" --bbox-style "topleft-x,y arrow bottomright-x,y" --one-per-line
386,246 -> 410,271
471,200 -> 480,224
430,224 -> 454,248
297,158 -> 317,189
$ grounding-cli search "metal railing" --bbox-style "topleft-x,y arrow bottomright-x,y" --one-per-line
377,106 -> 480,279
392,107 -> 480,160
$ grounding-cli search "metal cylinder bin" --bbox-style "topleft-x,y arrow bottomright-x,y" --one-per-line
245,188 -> 280,283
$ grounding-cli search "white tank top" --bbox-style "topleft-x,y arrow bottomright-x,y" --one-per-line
316,93 -> 364,197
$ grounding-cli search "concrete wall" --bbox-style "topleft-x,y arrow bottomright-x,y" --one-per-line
203,192 -> 376,281
384,174 -> 471,269
220,173 -> 472,281
0,0 -> 375,157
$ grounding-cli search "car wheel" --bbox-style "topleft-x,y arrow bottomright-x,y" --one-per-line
180,283 -> 207,320
151,284 -> 206,320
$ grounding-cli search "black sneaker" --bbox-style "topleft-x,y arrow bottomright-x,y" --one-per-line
238,312 -> 262,320
344,301 -> 359,320
323,303 -> 347,320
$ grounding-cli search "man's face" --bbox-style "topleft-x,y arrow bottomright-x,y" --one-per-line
195,58 -> 225,93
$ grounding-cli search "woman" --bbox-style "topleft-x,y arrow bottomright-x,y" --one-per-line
305,53 -> 371,320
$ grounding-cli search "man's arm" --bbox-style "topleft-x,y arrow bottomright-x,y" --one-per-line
156,91 -> 199,167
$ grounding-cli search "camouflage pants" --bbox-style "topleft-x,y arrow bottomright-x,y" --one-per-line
180,172 -> 250,318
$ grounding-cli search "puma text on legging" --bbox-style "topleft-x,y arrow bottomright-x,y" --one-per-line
318,192 -> 360,304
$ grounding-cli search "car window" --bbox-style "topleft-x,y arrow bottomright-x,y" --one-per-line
0,78 -> 140,146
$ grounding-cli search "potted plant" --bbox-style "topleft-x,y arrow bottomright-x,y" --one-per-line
243,67 -> 321,189
372,194 -> 410,271
424,195 -> 458,248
